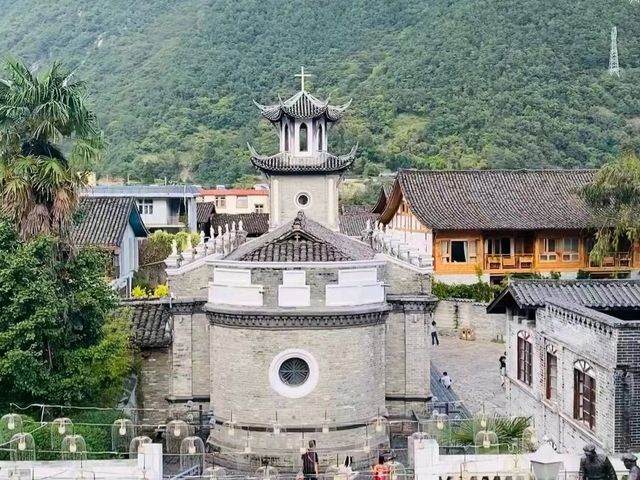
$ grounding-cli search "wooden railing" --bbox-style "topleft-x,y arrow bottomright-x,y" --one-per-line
485,254 -> 535,271
588,252 -> 632,269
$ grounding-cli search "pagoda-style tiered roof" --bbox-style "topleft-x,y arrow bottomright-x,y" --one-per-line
254,90 -> 352,122
248,144 -> 357,175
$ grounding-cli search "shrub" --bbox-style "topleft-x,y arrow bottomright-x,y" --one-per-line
131,286 -> 148,298
153,284 -> 169,298
432,281 -> 501,303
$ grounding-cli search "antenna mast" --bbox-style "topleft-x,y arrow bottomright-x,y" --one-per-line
609,27 -> 620,77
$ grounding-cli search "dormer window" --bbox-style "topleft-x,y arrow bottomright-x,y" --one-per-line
299,123 -> 308,152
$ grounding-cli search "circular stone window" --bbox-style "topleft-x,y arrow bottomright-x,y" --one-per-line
278,357 -> 310,386
269,349 -> 319,398
295,192 -> 311,208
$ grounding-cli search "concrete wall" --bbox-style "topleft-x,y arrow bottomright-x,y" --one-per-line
274,174 -> 340,230
433,299 -> 505,342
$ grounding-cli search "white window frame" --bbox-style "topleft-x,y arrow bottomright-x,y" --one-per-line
137,199 -> 153,215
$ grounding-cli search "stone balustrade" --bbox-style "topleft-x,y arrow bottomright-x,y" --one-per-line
361,223 -> 434,271
164,221 -> 248,270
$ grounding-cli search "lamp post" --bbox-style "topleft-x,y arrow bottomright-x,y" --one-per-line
530,442 -> 564,480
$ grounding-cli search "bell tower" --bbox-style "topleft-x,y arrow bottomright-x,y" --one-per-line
249,67 -> 356,230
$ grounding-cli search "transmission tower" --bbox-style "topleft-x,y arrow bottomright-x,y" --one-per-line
609,27 -> 620,77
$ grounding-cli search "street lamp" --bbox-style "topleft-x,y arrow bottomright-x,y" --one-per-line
530,442 -> 564,480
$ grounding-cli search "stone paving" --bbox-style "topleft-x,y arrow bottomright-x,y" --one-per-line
430,335 -> 507,416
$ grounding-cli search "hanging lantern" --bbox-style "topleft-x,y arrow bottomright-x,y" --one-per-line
436,416 -> 445,430
273,423 -> 281,435
70,439 -> 77,453
188,444 -> 196,454
2,414 -> 22,436
482,434 -> 491,449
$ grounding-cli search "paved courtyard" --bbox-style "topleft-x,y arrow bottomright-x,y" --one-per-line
430,335 -> 506,416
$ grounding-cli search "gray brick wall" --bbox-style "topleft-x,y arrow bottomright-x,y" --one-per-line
168,263 -> 211,298
433,299 -> 505,341
139,349 -> 172,425
209,323 -> 386,425
506,305 -> 640,453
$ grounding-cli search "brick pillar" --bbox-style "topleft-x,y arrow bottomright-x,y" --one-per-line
171,314 -> 193,398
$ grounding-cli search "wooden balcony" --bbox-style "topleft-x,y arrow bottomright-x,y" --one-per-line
587,252 -> 632,270
485,254 -> 535,271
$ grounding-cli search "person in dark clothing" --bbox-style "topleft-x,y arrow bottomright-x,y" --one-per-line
302,439 -> 319,480
579,444 -> 617,480
623,453 -> 640,480
431,321 -> 439,346
499,352 -> 506,387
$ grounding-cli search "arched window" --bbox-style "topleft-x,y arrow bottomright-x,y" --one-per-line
574,360 -> 596,429
517,331 -> 532,386
299,123 -> 308,152
284,124 -> 290,152
318,124 -> 323,151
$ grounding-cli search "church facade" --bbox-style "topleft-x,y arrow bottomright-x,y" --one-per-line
133,78 -> 436,471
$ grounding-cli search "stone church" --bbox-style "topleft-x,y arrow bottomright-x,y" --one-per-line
131,76 -> 436,471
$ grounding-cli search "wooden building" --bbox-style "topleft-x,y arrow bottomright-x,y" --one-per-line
377,169 -> 640,284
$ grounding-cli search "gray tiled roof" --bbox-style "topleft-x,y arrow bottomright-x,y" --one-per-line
372,184 -> 393,214
339,213 -> 379,237
225,211 -> 375,262
487,279 -> 640,313
249,146 -> 356,175
84,184 -> 201,198
212,213 -> 269,236
123,300 -> 172,348
72,197 -> 147,248
254,90 -> 350,122
197,202 -> 216,224
397,169 -> 596,230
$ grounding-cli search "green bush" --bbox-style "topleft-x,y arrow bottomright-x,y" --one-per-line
432,281 -> 501,303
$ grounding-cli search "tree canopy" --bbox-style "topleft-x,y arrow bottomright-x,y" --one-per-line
0,0 -> 639,185
581,151 -> 640,259
0,221 -> 132,406
0,58 -> 102,239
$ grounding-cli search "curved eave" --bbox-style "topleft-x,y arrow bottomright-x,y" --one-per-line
248,145 -> 357,175
371,187 -> 389,214
254,93 -> 351,122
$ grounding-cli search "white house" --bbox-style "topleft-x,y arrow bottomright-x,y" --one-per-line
84,185 -> 200,232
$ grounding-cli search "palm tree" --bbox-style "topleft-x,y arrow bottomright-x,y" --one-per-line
0,58 -> 103,239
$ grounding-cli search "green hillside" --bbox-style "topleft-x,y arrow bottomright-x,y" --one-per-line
1,0 -> 640,184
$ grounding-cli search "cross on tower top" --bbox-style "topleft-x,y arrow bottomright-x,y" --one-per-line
294,66 -> 313,91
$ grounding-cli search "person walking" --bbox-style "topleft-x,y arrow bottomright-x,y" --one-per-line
431,320 -> 439,346
302,439 -> 319,480
499,352 -> 506,387
440,372 -> 453,389
373,455 -> 390,480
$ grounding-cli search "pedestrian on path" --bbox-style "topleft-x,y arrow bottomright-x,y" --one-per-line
431,320 -> 439,346
499,352 -> 506,387
440,371 -> 453,389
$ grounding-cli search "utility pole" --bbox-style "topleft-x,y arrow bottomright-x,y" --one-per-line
609,26 -> 620,77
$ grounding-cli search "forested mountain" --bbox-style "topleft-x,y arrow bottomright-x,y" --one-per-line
1,0 -> 640,185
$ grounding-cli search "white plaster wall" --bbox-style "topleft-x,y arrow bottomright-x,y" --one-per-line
138,198 -> 169,227
325,283 -> 385,306
338,268 -> 377,285
209,283 -> 263,306
278,285 -> 311,306
275,174 -> 340,229
214,268 -> 252,285
118,223 -> 138,280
